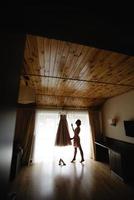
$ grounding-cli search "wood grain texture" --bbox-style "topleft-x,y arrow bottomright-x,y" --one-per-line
8,160 -> 134,200
19,35 -> 134,108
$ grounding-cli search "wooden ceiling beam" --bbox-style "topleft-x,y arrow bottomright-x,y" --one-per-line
36,93 -> 103,100
23,73 -> 134,87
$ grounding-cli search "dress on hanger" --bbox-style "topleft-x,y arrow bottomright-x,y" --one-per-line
55,114 -> 71,146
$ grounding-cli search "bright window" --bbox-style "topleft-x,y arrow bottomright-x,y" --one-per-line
33,110 -> 92,163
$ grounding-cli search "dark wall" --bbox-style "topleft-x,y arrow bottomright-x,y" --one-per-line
0,32 -> 26,199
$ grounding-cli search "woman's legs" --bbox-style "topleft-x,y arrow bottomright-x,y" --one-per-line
71,145 -> 84,162
79,145 -> 84,162
71,147 -> 77,162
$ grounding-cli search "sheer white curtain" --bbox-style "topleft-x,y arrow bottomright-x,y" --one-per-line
33,110 -> 59,163
33,109 -> 93,163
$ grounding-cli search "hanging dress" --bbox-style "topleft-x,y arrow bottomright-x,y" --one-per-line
55,114 -> 72,146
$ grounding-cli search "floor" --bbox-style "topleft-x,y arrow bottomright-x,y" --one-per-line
8,159 -> 134,200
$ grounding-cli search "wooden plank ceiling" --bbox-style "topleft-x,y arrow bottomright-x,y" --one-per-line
18,34 -> 134,109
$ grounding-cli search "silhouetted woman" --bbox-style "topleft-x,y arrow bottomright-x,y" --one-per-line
70,119 -> 84,163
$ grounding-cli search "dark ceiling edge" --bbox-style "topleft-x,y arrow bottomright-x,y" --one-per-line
0,4 -> 134,56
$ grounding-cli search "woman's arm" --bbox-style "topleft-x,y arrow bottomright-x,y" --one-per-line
70,123 -> 75,140
71,123 -> 75,132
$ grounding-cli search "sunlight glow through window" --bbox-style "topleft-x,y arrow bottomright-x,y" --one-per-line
33,110 -> 92,163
